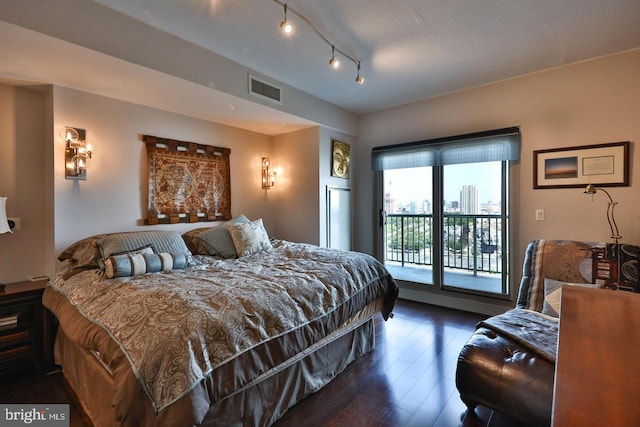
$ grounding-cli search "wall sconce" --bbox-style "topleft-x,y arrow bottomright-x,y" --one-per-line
584,184 -> 621,244
262,157 -> 276,189
62,126 -> 93,180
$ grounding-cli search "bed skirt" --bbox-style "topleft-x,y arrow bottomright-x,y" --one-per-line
54,299 -> 382,427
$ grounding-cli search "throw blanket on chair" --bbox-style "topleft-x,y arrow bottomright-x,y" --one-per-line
478,309 -> 558,363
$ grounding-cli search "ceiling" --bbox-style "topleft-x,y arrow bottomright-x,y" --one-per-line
91,0 -> 640,114
1,0 -> 639,135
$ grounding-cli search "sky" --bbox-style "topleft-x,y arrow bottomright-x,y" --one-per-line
384,162 -> 502,205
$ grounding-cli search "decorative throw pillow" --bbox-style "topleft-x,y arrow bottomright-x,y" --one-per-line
542,278 -> 600,317
197,215 -> 249,258
59,233 -> 109,266
104,252 -> 187,279
227,218 -> 273,257
181,227 -> 212,255
97,231 -> 194,265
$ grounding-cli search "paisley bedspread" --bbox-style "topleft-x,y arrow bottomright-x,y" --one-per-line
45,240 -> 398,413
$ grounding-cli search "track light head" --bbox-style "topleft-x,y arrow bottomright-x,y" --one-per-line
356,62 -> 365,84
281,4 -> 293,35
329,46 -> 340,69
281,20 -> 293,34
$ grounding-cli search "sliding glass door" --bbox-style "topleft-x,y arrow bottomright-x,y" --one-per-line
383,166 -> 434,284
382,161 -> 508,296
374,128 -> 519,298
441,161 -> 507,294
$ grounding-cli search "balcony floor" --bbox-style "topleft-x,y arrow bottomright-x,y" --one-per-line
385,262 -> 504,294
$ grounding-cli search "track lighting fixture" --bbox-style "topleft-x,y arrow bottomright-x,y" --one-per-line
280,3 -> 293,35
273,0 -> 363,85
329,45 -> 340,70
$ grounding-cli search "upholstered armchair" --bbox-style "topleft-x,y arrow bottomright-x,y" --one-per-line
455,240 -> 639,426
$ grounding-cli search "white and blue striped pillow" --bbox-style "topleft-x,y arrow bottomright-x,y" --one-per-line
104,252 -> 187,279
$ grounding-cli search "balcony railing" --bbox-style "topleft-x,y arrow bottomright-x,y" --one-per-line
385,213 -> 502,275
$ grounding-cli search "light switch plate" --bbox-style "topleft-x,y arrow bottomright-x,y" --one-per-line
535,209 -> 544,221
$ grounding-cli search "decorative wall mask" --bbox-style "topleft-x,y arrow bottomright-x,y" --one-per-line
331,140 -> 350,179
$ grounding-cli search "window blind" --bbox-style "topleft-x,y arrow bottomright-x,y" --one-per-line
371,127 -> 520,170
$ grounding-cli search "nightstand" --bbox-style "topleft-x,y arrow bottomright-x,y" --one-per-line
0,279 -> 50,375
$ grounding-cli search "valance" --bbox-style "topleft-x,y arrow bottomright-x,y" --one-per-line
371,127 -> 520,170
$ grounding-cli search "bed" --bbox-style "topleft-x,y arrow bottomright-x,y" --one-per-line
43,221 -> 398,427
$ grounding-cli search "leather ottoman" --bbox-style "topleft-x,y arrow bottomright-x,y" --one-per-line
456,326 -> 555,427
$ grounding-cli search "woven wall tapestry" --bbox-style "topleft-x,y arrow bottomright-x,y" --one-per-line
143,135 -> 231,225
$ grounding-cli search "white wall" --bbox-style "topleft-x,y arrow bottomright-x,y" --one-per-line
354,50 -> 640,312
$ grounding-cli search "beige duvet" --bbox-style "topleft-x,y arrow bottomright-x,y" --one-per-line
44,240 -> 398,425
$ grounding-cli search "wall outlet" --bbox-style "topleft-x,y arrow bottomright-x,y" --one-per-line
8,217 -> 20,231
535,209 -> 544,221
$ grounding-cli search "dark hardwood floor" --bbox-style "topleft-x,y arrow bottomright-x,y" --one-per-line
275,299 -> 524,427
0,299 -> 526,426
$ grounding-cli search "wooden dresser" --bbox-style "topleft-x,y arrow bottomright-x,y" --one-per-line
552,286 -> 640,426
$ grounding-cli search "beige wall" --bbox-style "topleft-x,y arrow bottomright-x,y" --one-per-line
3,50 -> 638,315
319,127 -> 355,248
270,126 -> 356,247
354,50 -> 640,312
0,83 -> 346,283
272,127 -> 320,244
0,85 -> 47,283
48,87 -> 274,277
0,83 -> 280,282
0,86 -> 357,280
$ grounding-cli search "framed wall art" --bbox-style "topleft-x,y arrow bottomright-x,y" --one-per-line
533,141 -> 629,189
331,139 -> 351,179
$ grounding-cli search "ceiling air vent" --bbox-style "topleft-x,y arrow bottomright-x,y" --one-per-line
249,75 -> 282,104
